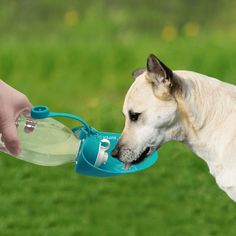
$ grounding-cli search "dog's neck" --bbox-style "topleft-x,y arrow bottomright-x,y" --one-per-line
172,71 -> 236,165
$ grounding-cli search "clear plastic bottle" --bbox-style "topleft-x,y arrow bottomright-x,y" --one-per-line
0,114 -> 81,166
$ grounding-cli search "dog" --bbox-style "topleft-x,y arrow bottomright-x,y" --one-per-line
112,53 -> 236,202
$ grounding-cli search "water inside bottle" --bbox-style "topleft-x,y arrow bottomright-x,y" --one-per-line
16,116 -> 81,166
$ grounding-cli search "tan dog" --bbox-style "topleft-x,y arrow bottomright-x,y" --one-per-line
112,54 -> 236,202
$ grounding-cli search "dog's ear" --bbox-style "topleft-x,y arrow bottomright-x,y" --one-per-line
146,54 -> 174,99
132,68 -> 146,79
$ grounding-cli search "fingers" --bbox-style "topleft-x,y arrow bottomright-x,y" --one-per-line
24,96 -> 33,110
1,120 -> 20,156
15,95 -> 33,120
2,96 -> 32,156
17,94 -> 33,112
0,82 -> 32,156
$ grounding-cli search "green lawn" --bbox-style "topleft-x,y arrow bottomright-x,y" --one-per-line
0,6 -> 236,235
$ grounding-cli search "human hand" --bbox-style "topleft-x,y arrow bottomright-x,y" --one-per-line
0,80 -> 32,155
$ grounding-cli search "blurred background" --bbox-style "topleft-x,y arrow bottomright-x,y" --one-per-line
0,0 -> 236,235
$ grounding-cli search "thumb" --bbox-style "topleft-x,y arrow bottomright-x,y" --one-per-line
1,120 -> 20,156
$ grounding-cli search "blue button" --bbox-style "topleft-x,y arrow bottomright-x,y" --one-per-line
31,106 -> 49,119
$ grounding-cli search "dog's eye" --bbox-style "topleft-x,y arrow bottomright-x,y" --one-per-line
129,111 -> 141,122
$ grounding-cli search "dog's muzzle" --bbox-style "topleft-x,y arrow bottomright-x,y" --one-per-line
131,147 -> 150,164
111,144 -> 151,164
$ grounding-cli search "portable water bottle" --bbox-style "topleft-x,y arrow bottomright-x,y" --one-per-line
0,113 -> 81,166
0,105 -> 158,177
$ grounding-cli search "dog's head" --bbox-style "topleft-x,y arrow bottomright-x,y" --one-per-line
112,54 -> 182,167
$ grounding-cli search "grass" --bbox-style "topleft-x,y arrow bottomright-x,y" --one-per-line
1,22 -> 236,236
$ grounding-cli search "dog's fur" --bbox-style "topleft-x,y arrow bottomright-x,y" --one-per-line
112,54 -> 236,202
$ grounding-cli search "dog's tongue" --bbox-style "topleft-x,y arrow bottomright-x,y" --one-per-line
124,162 -> 131,170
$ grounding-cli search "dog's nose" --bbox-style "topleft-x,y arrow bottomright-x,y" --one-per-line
111,144 -> 120,158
